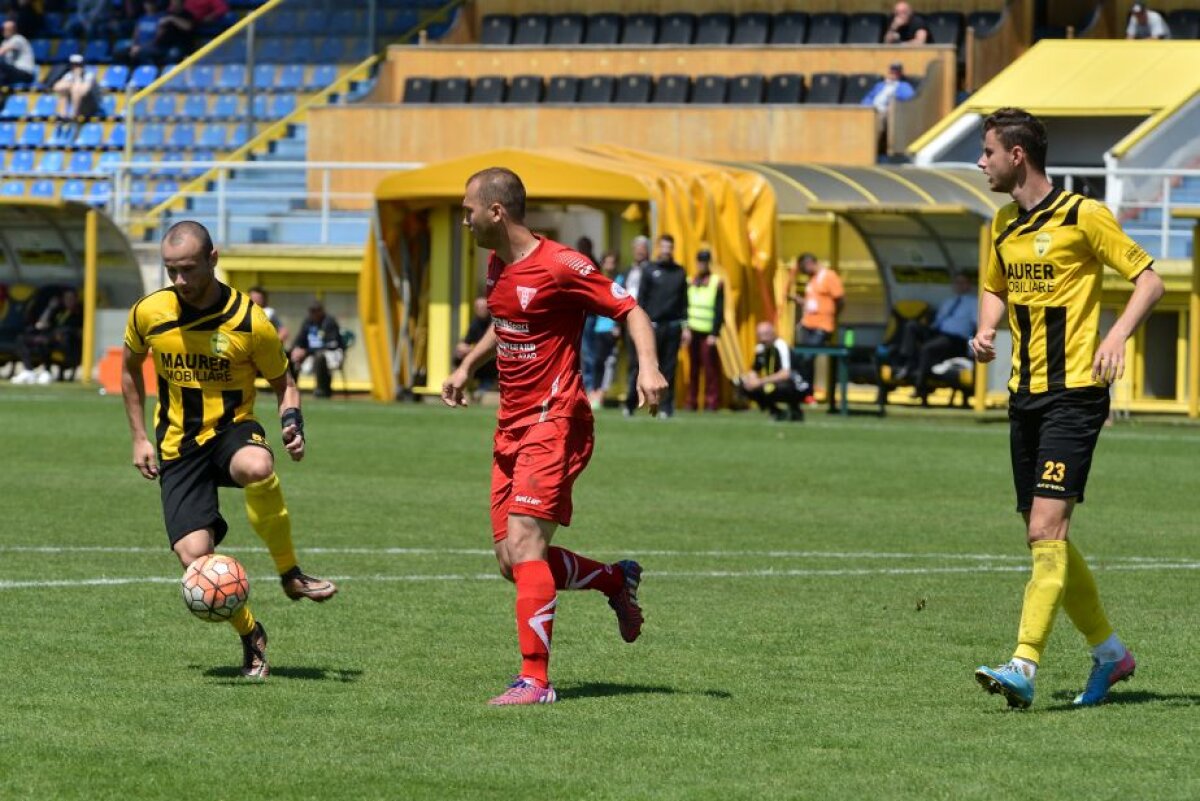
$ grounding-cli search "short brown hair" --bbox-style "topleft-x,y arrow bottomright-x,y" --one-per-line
467,167 -> 526,222
983,107 -> 1048,172
163,220 -> 214,255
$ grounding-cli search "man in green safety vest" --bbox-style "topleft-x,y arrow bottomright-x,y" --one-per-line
682,249 -> 725,411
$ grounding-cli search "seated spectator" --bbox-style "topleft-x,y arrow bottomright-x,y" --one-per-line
891,272 -> 977,401
115,0 -> 164,66
0,18 -> 36,87
1126,3 -> 1170,39
861,62 -> 916,151
10,287 -> 84,385
53,54 -> 103,132
184,0 -> 228,27
587,252 -> 622,409
883,1 -> 931,45
247,285 -> 288,344
154,0 -> 195,64
736,321 -> 807,422
454,295 -> 497,397
288,300 -> 344,398
8,0 -> 41,38
65,0 -> 113,40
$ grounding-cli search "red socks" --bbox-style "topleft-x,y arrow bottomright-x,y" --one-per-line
512,560 -> 557,687
547,546 -> 623,595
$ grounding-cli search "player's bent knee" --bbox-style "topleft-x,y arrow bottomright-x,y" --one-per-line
493,542 -> 515,581
230,446 -> 275,486
173,529 -> 215,568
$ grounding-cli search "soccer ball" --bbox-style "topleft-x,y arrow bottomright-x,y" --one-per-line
181,554 -> 249,622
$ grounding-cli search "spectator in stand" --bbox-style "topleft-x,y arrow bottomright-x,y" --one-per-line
622,235 -> 652,417
738,321 -> 806,422
288,300 -> 344,398
587,252 -> 623,409
184,0 -> 228,27
53,55 -> 103,130
65,0 -> 113,40
454,295 -> 497,395
11,287 -> 84,385
248,286 -> 288,345
892,272 -> 978,402
883,1 -> 931,45
8,0 -> 42,37
861,62 -> 916,152
0,18 -> 36,87
115,0 -> 165,66
788,253 -> 844,402
636,233 -> 688,418
1126,3 -> 1170,39
154,0 -> 195,64
682,248 -> 724,412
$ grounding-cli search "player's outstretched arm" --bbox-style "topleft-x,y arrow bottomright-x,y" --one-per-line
1094,268 -> 1165,383
624,307 -> 668,413
442,326 -> 498,408
121,345 -> 158,479
970,289 -> 1007,364
267,370 -> 305,462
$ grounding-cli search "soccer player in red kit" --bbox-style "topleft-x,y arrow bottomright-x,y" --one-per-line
443,167 -> 669,706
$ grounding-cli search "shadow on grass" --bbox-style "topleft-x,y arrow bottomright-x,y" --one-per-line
1043,689 -> 1200,710
194,665 -> 364,683
561,681 -> 732,700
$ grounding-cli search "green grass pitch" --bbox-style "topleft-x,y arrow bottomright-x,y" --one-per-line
2,385 -> 1199,800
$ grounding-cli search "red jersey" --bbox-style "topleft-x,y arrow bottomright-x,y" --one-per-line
486,236 -> 637,430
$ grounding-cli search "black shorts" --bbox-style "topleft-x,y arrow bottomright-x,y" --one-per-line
1009,387 -> 1109,512
158,420 -> 272,548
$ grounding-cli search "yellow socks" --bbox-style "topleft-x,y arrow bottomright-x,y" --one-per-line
1013,540 -> 1068,665
244,474 -> 298,575
229,603 -> 257,636
1062,539 -> 1114,647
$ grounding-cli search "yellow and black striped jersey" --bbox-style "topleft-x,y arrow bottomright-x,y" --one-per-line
124,282 -> 289,461
983,188 -> 1153,394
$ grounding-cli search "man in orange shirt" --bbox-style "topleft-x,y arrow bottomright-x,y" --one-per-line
789,253 -> 844,399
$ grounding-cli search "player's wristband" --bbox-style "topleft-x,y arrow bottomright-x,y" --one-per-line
281,407 -> 304,440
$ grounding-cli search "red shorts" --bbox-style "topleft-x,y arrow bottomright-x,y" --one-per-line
490,417 -> 594,542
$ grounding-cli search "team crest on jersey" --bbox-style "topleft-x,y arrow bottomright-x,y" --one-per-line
1034,232 -> 1052,257
516,286 -> 538,310
210,332 -> 230,355
611,282 -> 629,299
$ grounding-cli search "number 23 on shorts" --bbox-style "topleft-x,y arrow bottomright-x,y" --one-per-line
1041,461 -> 1066,482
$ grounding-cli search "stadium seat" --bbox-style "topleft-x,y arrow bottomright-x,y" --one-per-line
136,122 -> 166,148
770,12 -> 809,45
54,38 -> 81,63
652,74 -> 690,103
727,74 -> 765,104
270,95 -> 297,117
732,13 -> 771,45
691,75 -> 728,104
846,13 -> 888,44
83,39 -> 111,63
695,13 -> 733,45
95,151 -> 121,173
766,73 -> 805,104
32,94 -> 58,119
1,179 -> 24,196
966,12 -> 1001,36
614,74 -> 653,104
403,76 -> 433,103
67,151 -> 95,173
149,94 -> 177,119
186,65 -> 215,91
156,151 -> 184,177
35,151 -> 64,172
30,179 -> 55,197
309,64 -> 337,89
100,64 -> 129,91
547,14 -> 586,45
129,65 -> 159,90
252,64 -> 277,90
199,123 -> 228,149
1,94 -> 30,119
843,73 -> 881,104
432,78 -> 470,103
180,94 -> 208,119
584,13 -> 622,45
471,76 -> 507,103
257,37 -> 286,63
129,180 -> 149,207
512,14 -> 550,46
927,12 -> 962,47
329,9 -> 365,36
216,64 -> 245,92
807,13 -> 847,44
153,180 -> 179,205
19,122 -> 46,147
807,72 -> 845,103
480,14 -> 514,45
0,121 -> 15,146
88,180 -> 112,205
296,9 -> 326,36
280,37 -> 311,64
105,122 -> 126,149
210,37 -> 246,64
506,75 -> 544,104
622,14 -> 659,45
61,179 -> 86,201
98,95 -> 117,118
544,75 -> 579,104
276,64 -> 305,92
75,122 -> 103,147
578,75 -> 615,103
1166,10 -> 1200,39
658,13 -> 696,45
168,123 -> 196,150
211,94 -> 240,119
186,150 -> 214,177
30,38 -> 52,64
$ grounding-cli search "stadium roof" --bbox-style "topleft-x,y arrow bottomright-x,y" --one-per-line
911,40 -> 1200,156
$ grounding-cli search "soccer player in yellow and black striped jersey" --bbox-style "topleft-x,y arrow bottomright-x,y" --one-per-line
121,221 -> 338,679
970,108 -> 1164,709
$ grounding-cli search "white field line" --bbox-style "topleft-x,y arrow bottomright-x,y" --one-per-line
4,561 -> 1200,591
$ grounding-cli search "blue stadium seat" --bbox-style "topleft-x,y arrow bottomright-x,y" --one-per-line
256,37 -> 286,62
1,94 -> 30,119
100,65 -> 129,91
129,65 -> 159,90
251,95 -> 268,117
9,150 -> 35,171
216,64 -> 246,91
281,37 -> 311,64
187,65 -> 216,90
276,64 -> 304,91
96,151 -> 122,173
84,39 -> 111,63
168,123 -> 196,150
270,94 -> 296,117
98,95 -> 117,117
19,122 -> 47,147
129,180 -> 149,207
30,179 -> 55,198
61,179 -> 87,201
308,64 -> 336,89
0,121 -> 16,146
105,123 -> 126,149
296,10 -> 326,36
317,38 -> 345,63
88,180 -> 112,205
253,64 -> 277,90
229,126 -> 250,148
31,39 -> 52,64
1,179 -> 25,196
36,151 -> 65,172
156,151 -> 184,176
136,123 -> 166,148
75,122 -> 104,147
153,180 -> 179,205
0,151 -> 5,170
43,13 -> 65,35
163,66 -> 189,90
185,150 -> 214,177
199,124 -> 228,148
211,95 -> 239,119
129,152 -> 155,176
68,151 -> 95,173
382,10 -> 419,35
181,94 -> 209,119
149,94 -> 177,119
211,38 -> 247,64
32,94 -> 57,119
53,38 -> 82,63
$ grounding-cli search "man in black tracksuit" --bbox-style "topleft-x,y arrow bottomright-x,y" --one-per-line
636,234 -> 689,418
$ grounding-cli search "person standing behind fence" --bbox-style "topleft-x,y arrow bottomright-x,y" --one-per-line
682,248 -> 724,412
622,236 -> 651,417
637,234 -> 688,418
789,253 -> 844,402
